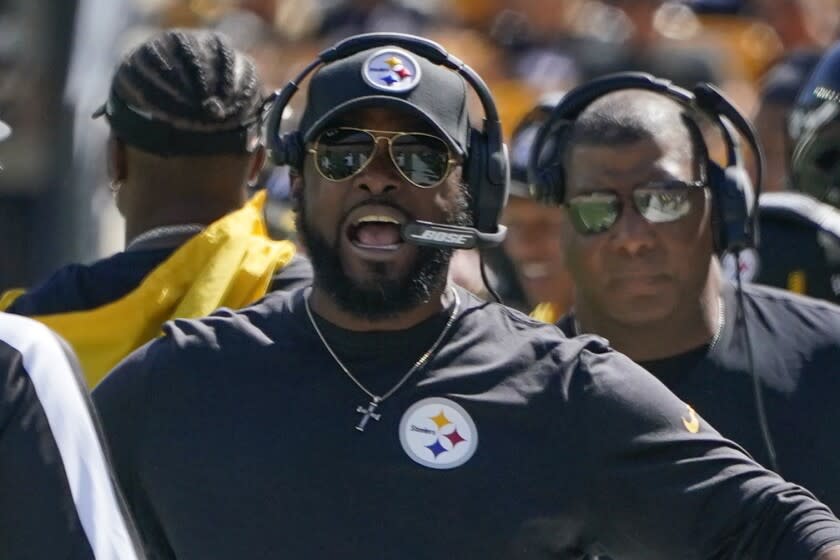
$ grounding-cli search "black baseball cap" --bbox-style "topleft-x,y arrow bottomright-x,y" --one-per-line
91,30 -> 262,157
92,93 -> 261,157
297,46 -> 470,156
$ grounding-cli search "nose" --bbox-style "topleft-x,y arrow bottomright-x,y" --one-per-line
609,202 -> 656,256
352,138 -> 400,196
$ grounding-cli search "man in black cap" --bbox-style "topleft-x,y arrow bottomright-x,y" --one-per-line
1,29 -> 312,387
94,33 -> 840,559
0,119 -> 145,559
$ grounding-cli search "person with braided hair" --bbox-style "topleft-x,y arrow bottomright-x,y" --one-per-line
1,29 -> 311,387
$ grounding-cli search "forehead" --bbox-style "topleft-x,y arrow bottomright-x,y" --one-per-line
328,107 -> 435,134
566,137 -> 693,194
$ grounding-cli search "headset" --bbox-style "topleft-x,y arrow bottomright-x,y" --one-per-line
528,71 -> 763,256
528,72 -> 781,473
263,32 -> 509,252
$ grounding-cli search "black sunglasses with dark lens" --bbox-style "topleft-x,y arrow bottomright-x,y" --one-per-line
310,127 -> 458,188
566,180 -> 706,235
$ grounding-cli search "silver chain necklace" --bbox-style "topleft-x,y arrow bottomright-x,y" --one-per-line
304,286 -> 461,432
709,296 -> 726,350
572,296 -> 725,349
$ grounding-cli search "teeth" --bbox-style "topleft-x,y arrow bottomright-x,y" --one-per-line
521,262 -> 550,279
356,215 -> 401,225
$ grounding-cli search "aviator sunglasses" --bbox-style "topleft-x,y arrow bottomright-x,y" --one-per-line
566,179 -> 707,235
310,127 -> 460,188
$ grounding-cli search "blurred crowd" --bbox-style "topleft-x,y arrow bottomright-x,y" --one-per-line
1,0 -> 839,297
3,4 -> 840,556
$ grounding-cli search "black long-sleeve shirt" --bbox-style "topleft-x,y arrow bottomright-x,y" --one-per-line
94,286 -> 840,559
558,282 -> 840,517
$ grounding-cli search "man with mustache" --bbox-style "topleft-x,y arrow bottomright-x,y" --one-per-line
93,34 -> 840,559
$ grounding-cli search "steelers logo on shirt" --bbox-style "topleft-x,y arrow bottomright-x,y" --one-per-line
361,48 -> 422,93
399,397 -> 478,470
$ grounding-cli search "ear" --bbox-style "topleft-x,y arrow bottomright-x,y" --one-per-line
107,135 -> 127,182
247,145 -> 267,184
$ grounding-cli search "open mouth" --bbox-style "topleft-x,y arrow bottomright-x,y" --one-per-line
347,214 -> 405,251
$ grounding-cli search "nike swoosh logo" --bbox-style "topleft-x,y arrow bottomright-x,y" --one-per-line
682,405 -> 700,434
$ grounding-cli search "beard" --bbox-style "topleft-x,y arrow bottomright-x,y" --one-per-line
295,186 -> 471,321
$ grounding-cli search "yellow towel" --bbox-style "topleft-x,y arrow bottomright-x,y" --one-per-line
1,191 -> 294,388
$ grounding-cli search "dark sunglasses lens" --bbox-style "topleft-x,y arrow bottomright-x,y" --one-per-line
634,187 -> 692,223
390,134 -> 450,187
314,129 -> 375,180
567,194 -> 620,234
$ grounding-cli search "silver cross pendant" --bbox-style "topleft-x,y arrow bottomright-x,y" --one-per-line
355,399 -> 381,432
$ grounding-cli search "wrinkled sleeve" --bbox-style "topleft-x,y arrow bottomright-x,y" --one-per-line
93,341 -> 177,560
268,254 -> 313,293
570,349 -> 840,560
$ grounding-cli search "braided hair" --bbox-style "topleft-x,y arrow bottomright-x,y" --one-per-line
111,29 -> 263,133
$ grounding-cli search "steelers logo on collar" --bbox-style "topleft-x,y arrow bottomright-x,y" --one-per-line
399,397 -> 478,470
362,48 -> 422,93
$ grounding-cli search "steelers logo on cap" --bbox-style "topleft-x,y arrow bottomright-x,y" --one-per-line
362,48 -> 422,93
399,397 -> 478,470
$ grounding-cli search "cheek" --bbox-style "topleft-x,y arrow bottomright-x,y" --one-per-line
561,224 -> 603,279
432,176 -> 468,219
300,172 -> 345,239
667,191 -> 714,247
662,205 -> 715,274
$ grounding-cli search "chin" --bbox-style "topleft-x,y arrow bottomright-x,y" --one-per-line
342,251 -> 414,282
605,294 -> 677,326
308,232 -> 451,321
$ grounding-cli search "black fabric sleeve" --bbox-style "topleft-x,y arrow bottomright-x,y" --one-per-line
268,253 -> 312,293
570,349 -> 840,560
0,316 -> 145,559
93,342 -> 176,560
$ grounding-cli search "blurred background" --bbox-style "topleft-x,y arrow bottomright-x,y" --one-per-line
1,0 -> 838,292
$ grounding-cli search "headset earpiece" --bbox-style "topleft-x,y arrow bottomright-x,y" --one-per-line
466,125 -> 509,235
717,161 -> 757,252
531,164 -> 565,207
273,132 -> 304,169
465,127 -> 487,229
